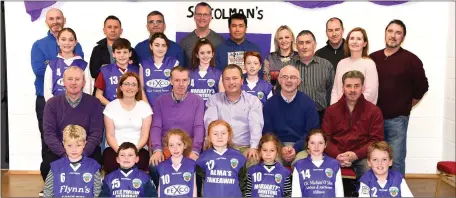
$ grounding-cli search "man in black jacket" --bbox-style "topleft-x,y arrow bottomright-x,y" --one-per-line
89,15 -> 138,95
315,17 -> 347,71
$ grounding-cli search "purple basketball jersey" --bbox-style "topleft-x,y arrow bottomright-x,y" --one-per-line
156,157 -> 196,197
49,57 -> 87,96
242,79 -> 272,104
248,162 -> 291,197
294,154 -> 340,197
196,148 -> 247,197
358,169 -> 404,197
141,56 -> 178,108
189,67 -> 222,104
104,167 -> 151,197
100,63 -> 139,102
50,156 -> 101,197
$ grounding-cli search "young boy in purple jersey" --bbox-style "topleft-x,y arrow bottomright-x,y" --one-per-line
358,141 -> 413,197
188,38 -> 223,105
139,33 -> 179,108
196,120 -> 247,197
245,133 -> 292,197
43,125 -> 102,197
99,142 -> 157,197
292,129 -> 344,197
44,28 -> 91,102
156,129 -> 197,197
95,38 -> 139,105
242,52 -> 273,104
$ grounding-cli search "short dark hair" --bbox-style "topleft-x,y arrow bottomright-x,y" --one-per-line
228,13 -> 247,27
104,15 -> 121,26
222,64 -> 243,78
195,2 -> 212,10
149,32 -> 170,56
147,10 -> 165,24
112,38 -> 131,52
170,66 -> 189,79
385,19 -> 406,36
326,17 -> 343,30
117,142 -> 139,157
297,30 -> 316,42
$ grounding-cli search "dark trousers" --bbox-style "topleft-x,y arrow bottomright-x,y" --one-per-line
36,96 -> 48,181
318,109 -> 326,126
103,147 -> 150,174
40,145 -> 102,181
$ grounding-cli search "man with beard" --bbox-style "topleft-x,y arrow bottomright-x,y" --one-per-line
31,9 -> 84,196
370,19 -> 428,176
322,70 -> 384,179
315,17 -> 347,70
89,15 -> 139,95
180,2 -> 224,68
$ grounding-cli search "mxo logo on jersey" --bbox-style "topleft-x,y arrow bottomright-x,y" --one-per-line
164,185 -> 190,196
146,79 -> 170,88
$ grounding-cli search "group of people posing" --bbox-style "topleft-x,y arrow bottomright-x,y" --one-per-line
31,2 -> 428,197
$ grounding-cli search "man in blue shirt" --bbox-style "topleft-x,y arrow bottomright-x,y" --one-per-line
134,11 -> 185,64
30,8 -> 84,188
215,13 -> 261,75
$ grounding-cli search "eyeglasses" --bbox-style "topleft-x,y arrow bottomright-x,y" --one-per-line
148,20 -> 163,25
280,75 -> 299,80
122,82 -> 138,87
195,13 -> 211,18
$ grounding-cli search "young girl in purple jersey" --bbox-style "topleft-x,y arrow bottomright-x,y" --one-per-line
358,141 -> 413,197
292,129 -> 344,197
156,129 -> 197,197
245,133 -> 292,197
242,51 -> 273,104
188,38 -> 224,103
196,120 -> 247,197
44,28 -> 91,102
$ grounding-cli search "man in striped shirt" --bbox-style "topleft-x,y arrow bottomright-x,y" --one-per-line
294,30 -> 335,124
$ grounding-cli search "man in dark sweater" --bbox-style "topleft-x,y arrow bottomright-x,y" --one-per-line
322,70 -> 384,179
315,17 -> 348,70
42,66 -> 104,182
370,19 -> 428,176
263,65 -> 320,166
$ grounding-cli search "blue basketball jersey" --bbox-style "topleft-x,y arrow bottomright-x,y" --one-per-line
189,67 -> 222,104
141,56 -> 178,108
50,156 -> 101,197
294,154 -> 340,197
358,169 -> 404,197
49,57 -> 87,96
156,157 -> 196,197
248,162 -> 291,197
196,148 -> 247,197
99,63 -> 139,102
242,78 -> 273,104
103,167 -> 151,197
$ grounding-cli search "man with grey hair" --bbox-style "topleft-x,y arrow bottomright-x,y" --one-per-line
263,65 -> 319,165
42,66 -> 103,185
295,30 -> 335,124
322,70 -> 384,179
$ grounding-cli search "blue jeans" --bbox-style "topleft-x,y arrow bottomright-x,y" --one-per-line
384,116 -> 409,176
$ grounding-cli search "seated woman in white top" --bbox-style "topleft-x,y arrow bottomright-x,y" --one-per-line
103,72 -> 153,174
330,27 -> 379,105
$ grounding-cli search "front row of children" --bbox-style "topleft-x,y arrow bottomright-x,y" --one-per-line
44,120 -> 413,197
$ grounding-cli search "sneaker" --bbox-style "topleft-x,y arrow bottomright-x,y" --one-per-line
38,191 -> 44,197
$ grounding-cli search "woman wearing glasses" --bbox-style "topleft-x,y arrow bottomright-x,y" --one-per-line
102,72 -> 153,175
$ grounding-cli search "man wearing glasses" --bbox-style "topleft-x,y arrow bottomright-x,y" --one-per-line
180,2 -> 224,68
262,65 -> 320,166
134,11 -> 185,64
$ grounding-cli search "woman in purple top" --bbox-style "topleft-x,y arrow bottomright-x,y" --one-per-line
188,38 -> 223,105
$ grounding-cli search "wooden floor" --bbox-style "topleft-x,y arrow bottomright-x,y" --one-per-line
1,170 -> 455,197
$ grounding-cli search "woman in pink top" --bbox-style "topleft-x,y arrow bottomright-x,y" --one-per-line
330,27 -> 379,105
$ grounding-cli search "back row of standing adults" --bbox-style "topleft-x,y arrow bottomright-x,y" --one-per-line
31,1 -> 428,178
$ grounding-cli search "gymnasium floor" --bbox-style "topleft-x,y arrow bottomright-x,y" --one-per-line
1,170 -> 455,197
